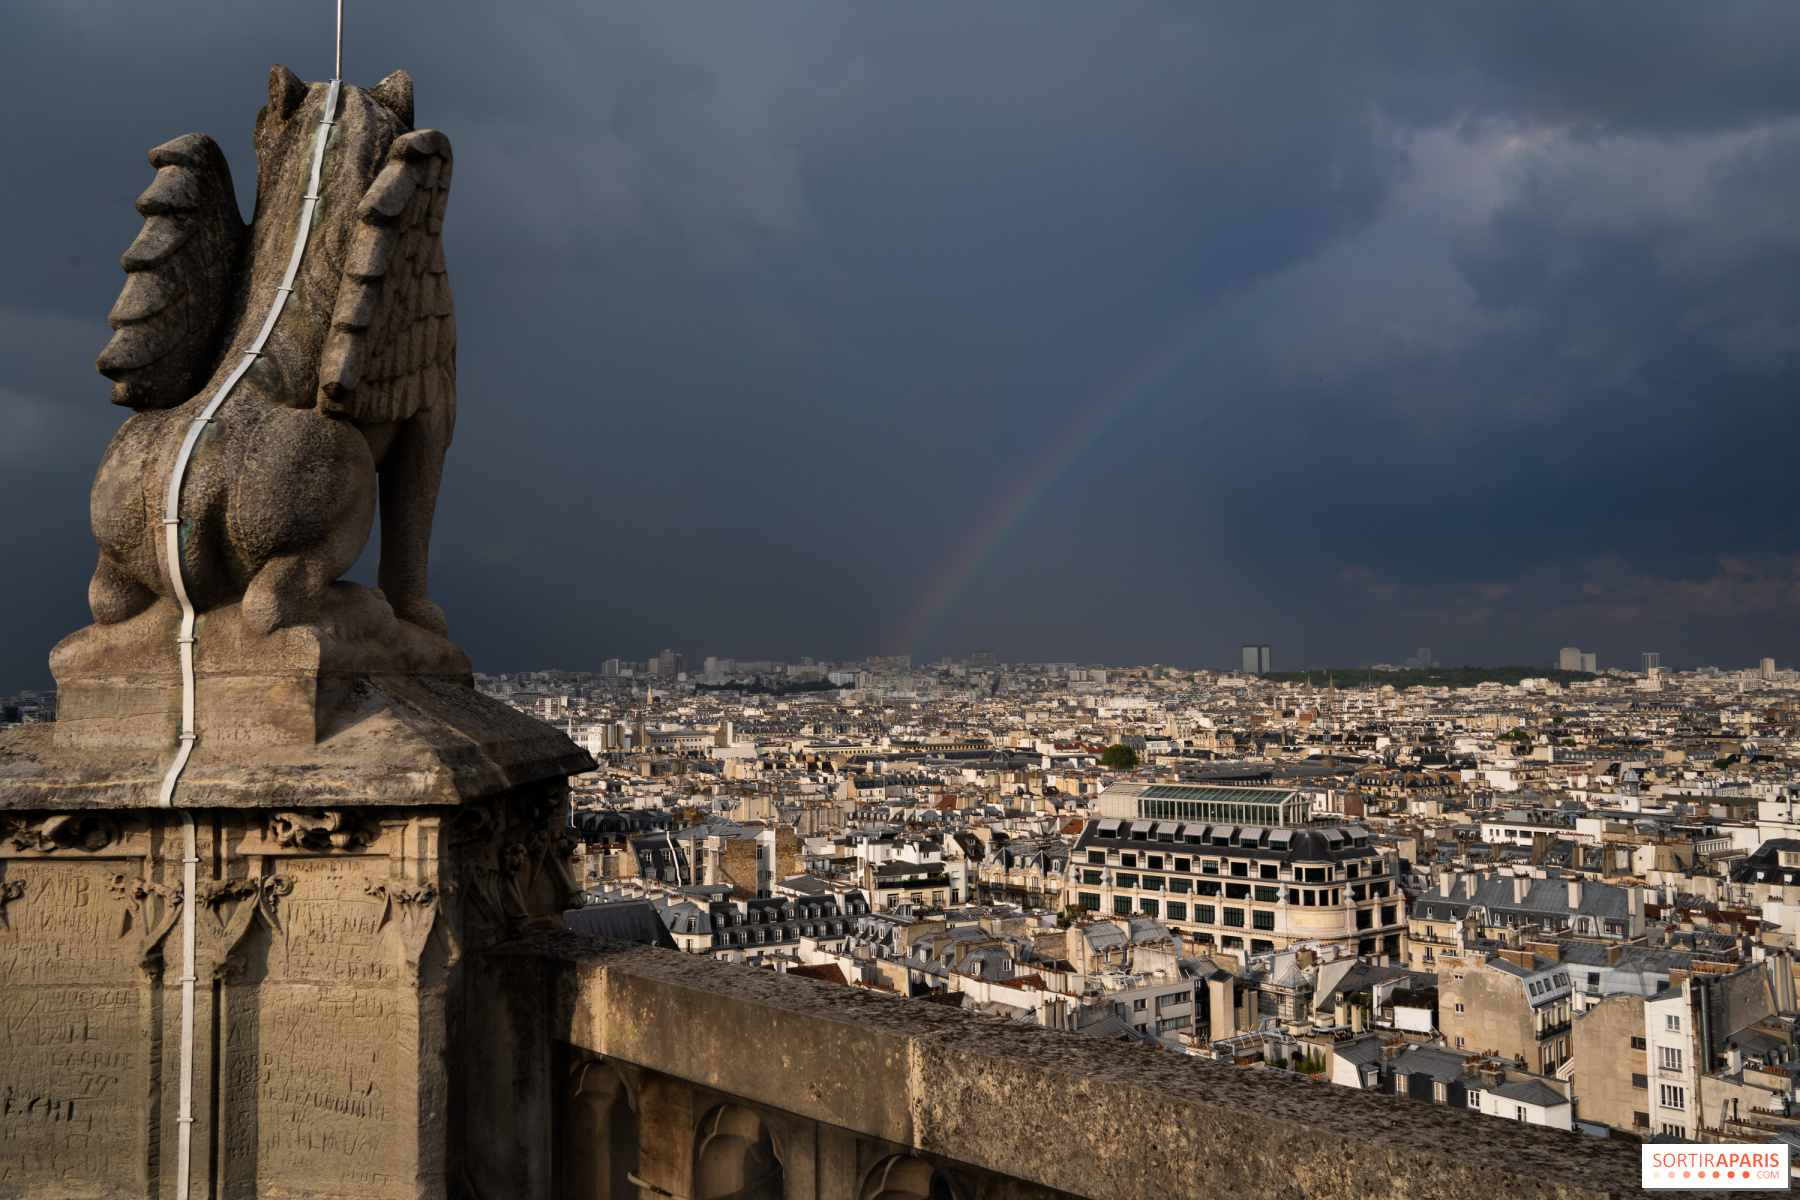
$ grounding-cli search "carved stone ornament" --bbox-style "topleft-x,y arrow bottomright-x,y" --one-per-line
88,67 -> 456,640
270,808 -> 374,850
5,813 -> 121,853
0,879 -> 25,930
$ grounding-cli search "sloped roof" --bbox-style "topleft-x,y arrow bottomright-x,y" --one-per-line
563,901 -> 680,950
1491,1078 -> 1570,1109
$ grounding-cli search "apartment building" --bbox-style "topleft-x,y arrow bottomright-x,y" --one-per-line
1436,948 -> 1576,1074
1406,871 -> 1645,972
1070,782 -> 1406,956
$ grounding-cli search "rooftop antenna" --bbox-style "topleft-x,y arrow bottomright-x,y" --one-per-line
335,0 -> 344,81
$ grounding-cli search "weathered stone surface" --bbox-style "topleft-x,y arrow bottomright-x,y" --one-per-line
498,930 -> 1707,1200
0,792 -> 581,1199
88,66 -> 456,647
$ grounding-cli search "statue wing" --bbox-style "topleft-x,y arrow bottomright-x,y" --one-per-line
94,134 -> 246,410
316,129 -> 455,423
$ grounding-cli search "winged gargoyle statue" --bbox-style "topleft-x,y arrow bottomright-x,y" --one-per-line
89,64 -> 455,639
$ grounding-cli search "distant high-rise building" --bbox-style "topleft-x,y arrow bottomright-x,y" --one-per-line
652,649 -> 685,677
970,651 -> 999,669
868,654 -> 911,672
1641,652 -> 1660,673
1417,647 -> 1432,669
1558,647 -> 1583,672
1762,657 -> 1777,681
1242,645 -> 1271,675
1580,653 -> 1597,673
601,658 -> 620,677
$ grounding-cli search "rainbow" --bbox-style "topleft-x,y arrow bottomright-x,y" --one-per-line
890,18 -> 1797,661
894,278 -> 1283,659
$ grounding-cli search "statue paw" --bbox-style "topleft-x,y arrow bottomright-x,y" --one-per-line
393,598 -> 448,637
89,562 -> 157,624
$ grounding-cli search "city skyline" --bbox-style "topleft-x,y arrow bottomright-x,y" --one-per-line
6,2 -> 1800,688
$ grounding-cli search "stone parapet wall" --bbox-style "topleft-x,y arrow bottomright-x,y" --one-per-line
502,929 -> 1706,1200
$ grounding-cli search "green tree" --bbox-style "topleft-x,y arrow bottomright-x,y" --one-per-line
1101,744 -> 1139,768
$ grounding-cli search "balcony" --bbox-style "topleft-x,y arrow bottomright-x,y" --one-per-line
1536,1020 -> 1571,1040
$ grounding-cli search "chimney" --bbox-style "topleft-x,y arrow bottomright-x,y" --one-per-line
1567,878 -> 1583,909
1463,872 -> 1479,900
1480,1062 -> 1505,1090
1462,1056 -> 1481,1079
1628,886 -> 1642,917
1608,945 -> 1622,966
1351,1005 -> 1364,1033
1513,874 -> 1529,905
1728,1042 -> 1744,1074
1380,1037 -> 1404,1062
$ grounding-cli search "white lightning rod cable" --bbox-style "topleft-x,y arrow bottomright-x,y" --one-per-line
158,69 -> 341,1200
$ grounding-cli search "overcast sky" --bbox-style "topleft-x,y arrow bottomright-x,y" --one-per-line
6,1 -> 1800,687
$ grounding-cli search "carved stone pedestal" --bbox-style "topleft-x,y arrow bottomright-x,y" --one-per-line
0,655 -> 592,1199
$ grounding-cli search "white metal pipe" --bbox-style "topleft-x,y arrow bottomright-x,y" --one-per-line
155,77 -> 340,1200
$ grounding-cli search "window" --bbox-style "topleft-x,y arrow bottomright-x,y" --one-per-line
1633,1112 -> 1649,1129
1087,850 -> 1105,865
1356,908 -> 1372,930
1116,873 -> 1139,889
1434,1081 -> 1447,1103
1231,861 -> 1249,878
1304,867 -> 1326,883
1252,910 -> 1275,931
1221,936 -> 1243,949
1380,906 -> 1396,926
1586,972 -> 1599,991
1666,1015 -> 1680,1031
1113,898 -> 1132,916
1226,883 -> 1251,900
1148,854 -> 1164,870
1202,860 -> 1219,875
1133,998 -> 1146,1011
1120,852 -> 1137,868
1171,878 -> 1192,894
1661,1047 -> 1682,1071
1166,901 -> 1187,921
1174,857 -> 1190,873
1223,907 -> 1246,928
1289,890 -> 1303,906
1196,905 -> 1216,924
1515,1107 -> 1527,1122
1140,898 -> 1159,917
1631,1073 -> 1647,1089
1347,863 -> 1360,880
1250,939 -> 1273,953
1661,1123 -> 1684,1137
1078,892 -> 1100,912
1254,886 -> 1280,903
1198,880 -> 1221,897
1453,1002 -> 1464,1014
1143,876 -> 1165,892
1630,1036 -> 1647,1051
1467,1089 -> 1481,1108
1082,870 -> 1103,885
1260,864 -> 1277,880
1660,1084 -> 1685,1110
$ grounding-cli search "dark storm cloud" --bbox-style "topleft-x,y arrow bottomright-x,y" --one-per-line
5,1 -> 1800,688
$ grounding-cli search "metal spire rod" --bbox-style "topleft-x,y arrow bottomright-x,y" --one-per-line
335,0 -> 344,80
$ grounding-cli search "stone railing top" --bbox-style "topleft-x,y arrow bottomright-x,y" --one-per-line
499,929 -> 1700,1200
